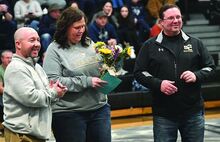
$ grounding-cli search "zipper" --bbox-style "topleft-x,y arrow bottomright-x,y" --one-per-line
163,46 -> 177,81
174,60 -> 177,81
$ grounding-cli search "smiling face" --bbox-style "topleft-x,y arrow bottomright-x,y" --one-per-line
15,27 -> 41,58
103,2 -> 112,15
67,17 -> 86,44
159,7 -> 183,36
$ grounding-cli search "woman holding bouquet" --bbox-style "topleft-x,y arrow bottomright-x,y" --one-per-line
43,7 -> 110,142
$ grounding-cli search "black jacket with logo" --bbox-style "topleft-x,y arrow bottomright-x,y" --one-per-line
134,31 -> 216,117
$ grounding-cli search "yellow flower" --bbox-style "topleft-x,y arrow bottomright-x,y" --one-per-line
126,47 -> 131,57
94,42 -> 106,49
99,48 -> 112,54
94,41 -> 132,76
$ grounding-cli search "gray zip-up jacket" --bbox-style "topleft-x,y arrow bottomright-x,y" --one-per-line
3,54 -> 59,139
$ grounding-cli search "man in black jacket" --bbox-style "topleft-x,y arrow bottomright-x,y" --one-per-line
134,4 -> 216,142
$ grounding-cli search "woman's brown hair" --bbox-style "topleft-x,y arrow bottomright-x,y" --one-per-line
54,7 -> 90,48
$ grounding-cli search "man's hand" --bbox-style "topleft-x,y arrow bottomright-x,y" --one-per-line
180,71 -> 196,83
92,77 -> 107,88
50,80 -> 68,97
161,80 -> 178,95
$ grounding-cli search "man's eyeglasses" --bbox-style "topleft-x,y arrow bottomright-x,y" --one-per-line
163,15 -> 182,21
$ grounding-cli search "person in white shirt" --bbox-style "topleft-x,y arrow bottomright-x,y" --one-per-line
14,0 -> 43,30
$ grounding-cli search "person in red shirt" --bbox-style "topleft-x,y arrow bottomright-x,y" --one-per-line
149,19 -> 162,37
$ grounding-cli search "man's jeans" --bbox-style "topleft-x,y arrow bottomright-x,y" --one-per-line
153,111 -> 204,142
52,104 -> 111,142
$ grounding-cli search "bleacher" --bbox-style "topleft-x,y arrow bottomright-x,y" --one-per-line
183,13 -> 220,65
109,11 -> 220,118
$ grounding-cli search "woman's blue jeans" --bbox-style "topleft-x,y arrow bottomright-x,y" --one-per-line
153,110 -> 204,142
52,104 -> 111,142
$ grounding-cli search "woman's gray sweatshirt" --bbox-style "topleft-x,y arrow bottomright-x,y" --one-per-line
43,41 -> 107,113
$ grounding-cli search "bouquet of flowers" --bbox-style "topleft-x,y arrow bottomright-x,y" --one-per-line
94,41 -> 132,77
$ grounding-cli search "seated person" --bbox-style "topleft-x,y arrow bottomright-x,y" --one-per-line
117,6 -> 140,55
0,0 -> 17,52
39,3 -> 62,51
128,0 -> 150,43
149,19 -> 162,38
88,11 -> 118,47
14,0 -> 43,30
102,1 -> 119,29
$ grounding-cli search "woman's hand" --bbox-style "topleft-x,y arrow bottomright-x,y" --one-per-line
92,77 -> 107,88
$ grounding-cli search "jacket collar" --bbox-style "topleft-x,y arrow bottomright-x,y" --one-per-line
12,54 -> 39,67
156,30 -> 189,43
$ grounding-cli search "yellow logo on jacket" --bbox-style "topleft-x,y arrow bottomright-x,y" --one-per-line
183,44 -> 193,52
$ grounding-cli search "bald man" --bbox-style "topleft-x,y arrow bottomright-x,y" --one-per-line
3,27 -> 67,142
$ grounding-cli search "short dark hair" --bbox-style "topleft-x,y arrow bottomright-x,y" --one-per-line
159,4 -> 181,20
54,7 -> 90,48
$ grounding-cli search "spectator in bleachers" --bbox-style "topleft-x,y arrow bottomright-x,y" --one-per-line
117,5 -> 140,54
0,0 -> 17,52
102,1 -> 119,29
6,0 -> 17,16
39,3 -> 62,51
0,50 -> 13,136
14,0 -> 43,30
149,18 -> 162,38
88,10 -> 118,46
90,1 -> 119,29
146,0 -> 176,23
128,0 -> 150,43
